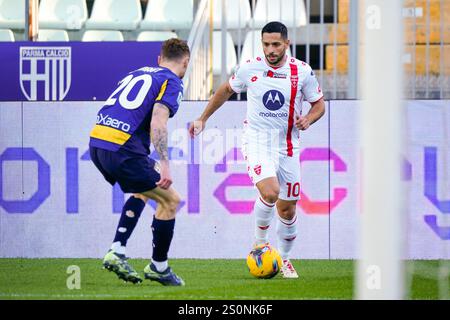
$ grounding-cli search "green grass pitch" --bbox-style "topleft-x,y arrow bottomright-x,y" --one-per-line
0,259 -> 446,300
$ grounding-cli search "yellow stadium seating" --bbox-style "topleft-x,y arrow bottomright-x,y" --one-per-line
339,0 -> 449,24
325,44 -> 450,75
338,0 -> 449,44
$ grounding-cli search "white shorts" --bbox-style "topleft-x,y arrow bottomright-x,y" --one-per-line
242,142 -> 301,201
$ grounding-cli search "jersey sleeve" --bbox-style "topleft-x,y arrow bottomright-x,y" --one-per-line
155,78 -> 183,118
228,64 -> 248,93
301,65 -> 324,103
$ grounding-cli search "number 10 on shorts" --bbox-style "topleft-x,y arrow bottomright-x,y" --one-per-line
286,182 -> 300,197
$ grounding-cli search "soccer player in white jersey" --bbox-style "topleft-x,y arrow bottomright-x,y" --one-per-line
189,21 -> 325,278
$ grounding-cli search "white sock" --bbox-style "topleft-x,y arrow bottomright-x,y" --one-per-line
152,259 -> 168,272
276,214 -> 298,260
254,196 -> 276,245
111,241 -> 126,255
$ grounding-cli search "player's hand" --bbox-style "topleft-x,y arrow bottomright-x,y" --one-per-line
188,119 -> 205,138
295,115 -> 311,130
156,161 -> 172,189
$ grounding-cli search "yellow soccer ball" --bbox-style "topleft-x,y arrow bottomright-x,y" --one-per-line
246,244 -> 283,279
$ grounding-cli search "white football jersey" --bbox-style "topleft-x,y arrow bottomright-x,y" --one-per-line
229,55 -> 323,156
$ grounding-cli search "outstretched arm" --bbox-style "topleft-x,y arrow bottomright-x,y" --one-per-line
151,103 -> 172,189
189,81 -> 235,137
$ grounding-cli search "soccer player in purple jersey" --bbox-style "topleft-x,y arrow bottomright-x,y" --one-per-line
89,39 -> 190,286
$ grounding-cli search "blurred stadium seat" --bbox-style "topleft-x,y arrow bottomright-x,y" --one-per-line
213,0 -> 251,30
0,28 -> 14,41
140,0 -> 193,30
0,0 -> 25,29
136,31 -> 178,41
212,31 -> 237,76
82,29 -> 124,41
39,0 -> 88,30
240,30 -> 292,65
338,0 -> 450,43
37,29 -> 70,41
325,44 -> 450,75
85,0 -> 142,30
0,0 -> 443,97
328,0 -> 450,77
252,0 -> 307,28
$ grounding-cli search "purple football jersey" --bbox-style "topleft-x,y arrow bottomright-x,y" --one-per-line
89,67 -> 183,156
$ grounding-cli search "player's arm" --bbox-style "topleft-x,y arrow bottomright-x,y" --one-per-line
296,65 -> 325,131
150,103 -> 172,189
189,81 -> 235,137
295,97 -> 325,130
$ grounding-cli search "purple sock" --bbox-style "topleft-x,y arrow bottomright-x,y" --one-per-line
151,217 -> 175,262
113,196 -> 145,246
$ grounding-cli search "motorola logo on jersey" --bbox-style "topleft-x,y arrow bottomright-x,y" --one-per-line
259,111 -> 288,118
19,47 -> 72,101
262,90 -> 285,111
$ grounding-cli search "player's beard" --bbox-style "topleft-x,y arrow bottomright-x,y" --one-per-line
266,49 -> 286,67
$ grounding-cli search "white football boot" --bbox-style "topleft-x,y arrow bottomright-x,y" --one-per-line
280,259 -> 299,278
